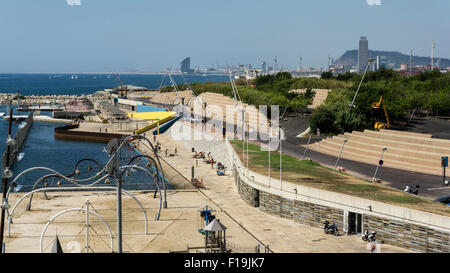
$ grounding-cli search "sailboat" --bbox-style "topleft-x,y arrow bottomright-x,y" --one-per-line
17,152 -> 25,161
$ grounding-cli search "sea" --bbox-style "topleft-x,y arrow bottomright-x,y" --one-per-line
0,73 -> 228,96
0,73 -> 229,192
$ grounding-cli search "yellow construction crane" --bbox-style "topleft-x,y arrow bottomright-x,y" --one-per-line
371,96 -> 390,130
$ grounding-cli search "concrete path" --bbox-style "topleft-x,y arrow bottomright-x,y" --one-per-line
152,129 -> 412,253
282,138 -> 448,199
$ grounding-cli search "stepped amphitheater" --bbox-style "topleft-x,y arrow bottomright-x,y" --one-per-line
148,91 -> 274,133
149,90 -> 195,106
309,129 -> 450,176
290,89 -> 331,109
197,92 -> 270,129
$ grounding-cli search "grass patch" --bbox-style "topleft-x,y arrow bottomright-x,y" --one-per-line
230,140 -> 450,217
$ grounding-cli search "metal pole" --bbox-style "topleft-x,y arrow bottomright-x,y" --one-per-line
279,127 -> 282,191
302,133 -> 313,160
242,110 -> 245,166
373,148 -> 387,181
117,177 -> 122,253
334,140 -> 348,170
246,124 -> 249,176
0,109 -> 13,254
443,162 -> 445,185
346,59 -> 375,126
86,199 -> 89,253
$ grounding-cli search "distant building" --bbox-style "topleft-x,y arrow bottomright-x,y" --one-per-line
376,56 -> 387,70
181,57 -> 191,73
261,61 -> 267,73
358,36 -> 369,73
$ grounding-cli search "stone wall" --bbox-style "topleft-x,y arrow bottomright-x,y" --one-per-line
363,215 -> 449,253
233,162 -> 450,253
234,167 -> 344,230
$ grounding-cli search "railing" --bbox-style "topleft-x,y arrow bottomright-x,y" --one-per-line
2,112 -> 33,170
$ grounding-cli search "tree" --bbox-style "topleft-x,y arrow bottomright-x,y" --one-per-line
321,71 -> 334,79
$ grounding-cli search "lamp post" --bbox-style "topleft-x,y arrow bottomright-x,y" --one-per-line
279,127 -> 282,191
302,133 -> 313,160
334,139 -> 348,170
345,58 -> 376,128
373,147 -> 387,182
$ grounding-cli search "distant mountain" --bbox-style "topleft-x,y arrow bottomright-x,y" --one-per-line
334,50 -> 450,69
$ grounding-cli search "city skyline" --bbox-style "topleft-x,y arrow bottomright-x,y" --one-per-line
0,0 -> 449,73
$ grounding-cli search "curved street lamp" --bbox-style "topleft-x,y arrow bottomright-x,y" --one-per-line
344,58 -> 376,130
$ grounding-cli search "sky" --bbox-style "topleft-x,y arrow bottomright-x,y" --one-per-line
0,0 -> 449,73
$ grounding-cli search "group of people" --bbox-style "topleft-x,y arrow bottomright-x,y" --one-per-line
192,150 -> 227,176
153,138 -> 177,157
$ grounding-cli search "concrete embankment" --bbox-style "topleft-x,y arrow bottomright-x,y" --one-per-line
54,124 -> 126,143
4,115 -> 72,124
2,112 -> 33,169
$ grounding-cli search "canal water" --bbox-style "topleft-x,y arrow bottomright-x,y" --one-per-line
0,105 -> 163,192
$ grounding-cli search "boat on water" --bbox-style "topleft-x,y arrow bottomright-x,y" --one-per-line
0,112 -> 5,117
19,121 -> 27,129
17,153 -> 25,162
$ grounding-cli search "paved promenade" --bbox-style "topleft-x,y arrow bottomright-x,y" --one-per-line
150,124 -> 412,253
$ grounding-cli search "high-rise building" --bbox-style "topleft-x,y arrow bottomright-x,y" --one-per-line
261,61 -> 267,73
358,36 -> 369,73
181,57 -> 191,73
376,55 -> 387,70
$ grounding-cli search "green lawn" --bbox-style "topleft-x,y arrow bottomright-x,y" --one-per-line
230,140 -> 450,217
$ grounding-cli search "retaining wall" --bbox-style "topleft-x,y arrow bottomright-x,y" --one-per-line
2,112 -> 33,170
228,140 -> 450,253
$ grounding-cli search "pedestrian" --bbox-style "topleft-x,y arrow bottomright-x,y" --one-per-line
175,147 -> 177,155
165,148 -> 168,157
105,128 -> 107,133
100,128 -> 102,133
317,128 -> 320,136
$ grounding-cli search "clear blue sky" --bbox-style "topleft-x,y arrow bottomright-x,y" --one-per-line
0,0 -> 449,72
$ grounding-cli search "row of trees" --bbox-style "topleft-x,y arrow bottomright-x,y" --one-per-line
160,69 -> 449,134
160,72 -> 350,114
311,69 -> 450,133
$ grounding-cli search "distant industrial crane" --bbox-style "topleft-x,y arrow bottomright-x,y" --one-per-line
112,72 -> 128,99
371,96 -> 390,130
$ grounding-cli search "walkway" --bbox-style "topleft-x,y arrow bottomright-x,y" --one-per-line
151,125 -> 412,253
